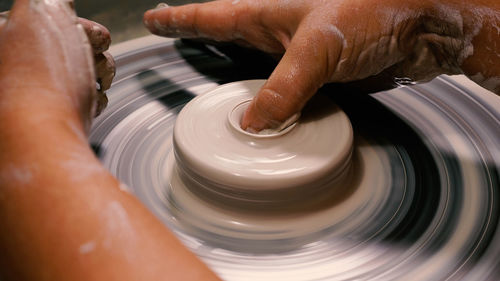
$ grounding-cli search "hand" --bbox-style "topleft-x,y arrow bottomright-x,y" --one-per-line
77,18 -> 116,117
0,3 -> 222,280
0,3 -> 114,120
143,0 -> 499,132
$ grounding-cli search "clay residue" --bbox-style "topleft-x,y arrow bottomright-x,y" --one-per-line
101,201 -> 137,262
79,240 -> 96,254
5,0 -> 96,129
0,163 -> 36,186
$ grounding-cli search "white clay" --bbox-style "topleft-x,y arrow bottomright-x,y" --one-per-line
165,138 -> 393,240
171,80 -> 353,205
79,241 -> 96,254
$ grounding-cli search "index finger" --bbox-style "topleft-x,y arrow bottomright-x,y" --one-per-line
143,0 -> 255,41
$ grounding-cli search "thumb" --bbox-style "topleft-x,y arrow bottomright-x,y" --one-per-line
240,23 -> 343,132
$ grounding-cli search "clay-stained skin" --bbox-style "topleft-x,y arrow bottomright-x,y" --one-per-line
94,51 -> 115,115
79,240 -> 96,254
144,0 -> 500,132
0,0 -> 96,131
0,163 -> 36,186
0,11 -> 114,117
464,6 -> 500,94
100,201 -> 138,262
78,17 -> 111,55
322,2 -> 493,83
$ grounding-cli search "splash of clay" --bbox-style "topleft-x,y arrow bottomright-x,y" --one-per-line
79,241 -> 96,254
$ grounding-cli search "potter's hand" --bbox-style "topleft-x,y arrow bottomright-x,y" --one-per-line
78,18 -> 115,116
0,6 -> 115,118
144,0 -> 500,132
0,3 -> 222,279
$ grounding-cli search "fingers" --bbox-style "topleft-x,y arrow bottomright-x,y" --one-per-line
94,51 -> 115,116
95,51 -> 115,92
143,0 -> 255,41
78,18 -> 111,55
241,22 -> 344,131
78,18 -> 113,116
94,89 -> 109,117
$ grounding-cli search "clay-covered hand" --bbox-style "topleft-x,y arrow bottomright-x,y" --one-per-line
0,4 -> 115,119
143,0 -> 499,132
78,18 -> 116,116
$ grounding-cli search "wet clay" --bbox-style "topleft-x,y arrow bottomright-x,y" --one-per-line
171,80 -> 353,207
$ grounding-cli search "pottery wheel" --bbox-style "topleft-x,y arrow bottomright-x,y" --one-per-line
90,36 -> 500,281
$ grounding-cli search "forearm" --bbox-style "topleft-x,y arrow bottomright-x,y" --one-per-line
0,93 -> 219,280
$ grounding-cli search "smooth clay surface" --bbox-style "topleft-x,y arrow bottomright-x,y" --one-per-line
172,80 -> 354,206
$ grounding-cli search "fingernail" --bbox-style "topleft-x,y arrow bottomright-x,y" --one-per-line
155,3 -> 169,10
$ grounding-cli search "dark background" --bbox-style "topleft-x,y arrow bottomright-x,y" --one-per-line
0,0 -> 210,43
